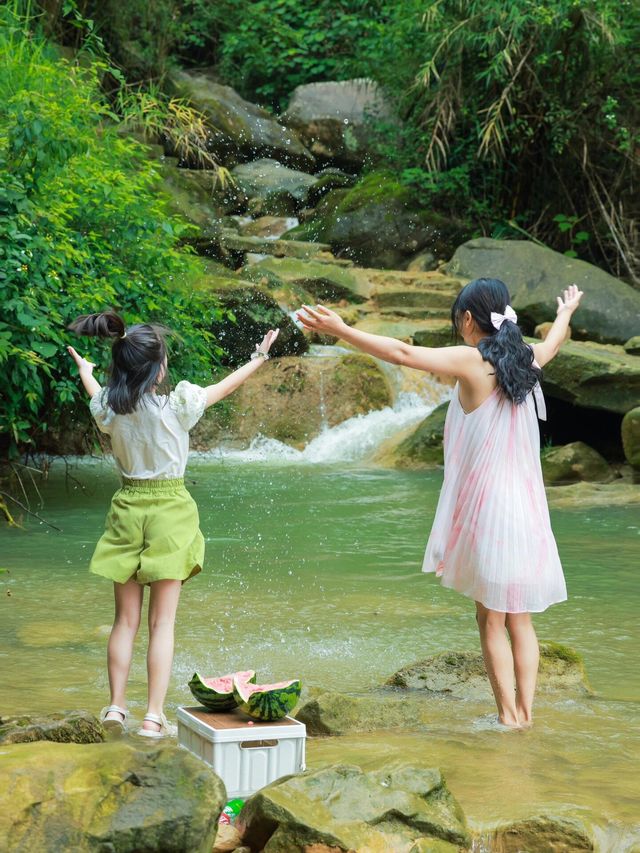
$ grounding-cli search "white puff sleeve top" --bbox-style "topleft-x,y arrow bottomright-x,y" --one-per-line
89,380 -> 207,480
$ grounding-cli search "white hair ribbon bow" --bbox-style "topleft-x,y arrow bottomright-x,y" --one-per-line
490,304 -> 518,330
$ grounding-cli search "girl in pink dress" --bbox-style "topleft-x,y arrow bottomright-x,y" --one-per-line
299,278 -> 583,728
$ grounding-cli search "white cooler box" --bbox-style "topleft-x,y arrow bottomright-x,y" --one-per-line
177,706 -> 306,799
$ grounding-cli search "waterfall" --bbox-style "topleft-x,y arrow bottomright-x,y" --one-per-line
199,351 -> 450,465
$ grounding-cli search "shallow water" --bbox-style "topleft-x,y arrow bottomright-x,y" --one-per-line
1,459 -> 639,846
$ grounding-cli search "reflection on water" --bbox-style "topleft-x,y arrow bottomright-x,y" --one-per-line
1,460 -> 639,844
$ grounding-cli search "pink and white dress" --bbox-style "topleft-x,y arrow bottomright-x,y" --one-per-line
422,381 -> 567,613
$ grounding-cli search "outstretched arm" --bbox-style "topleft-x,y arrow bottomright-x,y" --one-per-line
204,329 -> 279,408
297,305 -> 475,378
531,284 -> 583,368
67,346 -> 101,398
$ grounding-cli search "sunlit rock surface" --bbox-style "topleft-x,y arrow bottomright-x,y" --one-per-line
0,741 -> 225,852
237,763 -> 470,852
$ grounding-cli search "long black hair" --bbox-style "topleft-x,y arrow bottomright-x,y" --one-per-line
68,311 -> 168,414
451,278 -> 541,404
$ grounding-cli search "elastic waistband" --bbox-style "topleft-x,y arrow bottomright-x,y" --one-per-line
120,477 -> 185,492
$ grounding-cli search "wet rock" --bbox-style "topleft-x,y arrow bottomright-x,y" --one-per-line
535,320 -> 571,343
248,256 -> 367,304
231,159 -> 319,215
285,172 -> 470,269
239,216 -> 297,239
624,335 -> 640,355
447,238 -> 640,344
213,823 -> 242,852
413,324 -> 456,348
407,249 -> 438,272
541,441 -> 615,485
221,230 -> 331,261
157,163 -> 237,245
489,814 -> 595,852
281,79 -> 397,169
170,71 -> 313,169
193,353 -> 392,450
391,402 -> 449,467
0,741 -> 225,852
306,168 -> 357,207
545,480 -> 640,509
0,711 -> 105,745
539,339 -> 640,414
295,691 -> 429,736
207,284 -> 308,365
385,642 -> 591,699
622,407 -> 640,471
237,763 -> 470,852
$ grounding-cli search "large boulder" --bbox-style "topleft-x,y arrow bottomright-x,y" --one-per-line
385,642 -> 592,699
231,159 -> 319,215
489,815 -> 595,852
170,71 -> 314,169
237,763 -> 470,852
285,172 -> 470,269
247,256 -> 367,303
281,78 -> 397,169
295,691 -> 429,736
621,407 -> 640,471
447,238 -> 640,344
541,441 -> 615,485
0,741 -> 226,852
540,339 -> 640,414
0,711 -> 104,745
157,161 -> 227,251
391,402 -> 449,467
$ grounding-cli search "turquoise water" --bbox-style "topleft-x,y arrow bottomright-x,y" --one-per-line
1,459 -> 639,844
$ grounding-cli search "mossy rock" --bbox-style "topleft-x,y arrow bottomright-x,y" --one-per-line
385,643 -> 591,699
238,764 -> 470,852
295,691 -> 429,736
0,741 -> 226,852
412,325 -> 455,348
489,815 -> 595,852
0,711 -> 104,745
249,256 -> 368,303
208,285 -> 309,365
621,407 -> 640,470
169,71 -> 313,169
284,172 -> 470,269
623,335 -> 640,355
541,441 -> 615,485
392,402 -> 450,468
231,158 -> 319,215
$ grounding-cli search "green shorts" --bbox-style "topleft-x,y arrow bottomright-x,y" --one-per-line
89,478 -> 204,585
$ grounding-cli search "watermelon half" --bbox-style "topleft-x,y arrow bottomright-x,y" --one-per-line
233,673 -> 302,721
189,670 -> 256,711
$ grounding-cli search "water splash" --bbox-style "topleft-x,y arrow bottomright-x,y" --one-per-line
198,390 -> 447,465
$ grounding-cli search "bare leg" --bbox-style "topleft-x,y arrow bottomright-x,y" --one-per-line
107,579 -> 143,720
475,602 -> 519,727
142,579 -> 182,732
506,612 -> 539,725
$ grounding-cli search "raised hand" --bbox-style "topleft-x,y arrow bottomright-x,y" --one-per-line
556,284 -> 583,315
296,304 -> 346,337
256,328 -> 280,355
67,345 -> 95,375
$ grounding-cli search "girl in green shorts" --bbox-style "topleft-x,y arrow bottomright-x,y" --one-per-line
68,311 -> 279,737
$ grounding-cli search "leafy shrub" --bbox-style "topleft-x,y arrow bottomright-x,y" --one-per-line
0,12 -> 224,457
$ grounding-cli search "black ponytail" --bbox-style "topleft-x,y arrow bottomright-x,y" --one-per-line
451,278 -> 541,405
68,310 -> 169,415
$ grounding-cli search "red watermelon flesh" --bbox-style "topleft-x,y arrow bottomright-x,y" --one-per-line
189,669 -> 256,710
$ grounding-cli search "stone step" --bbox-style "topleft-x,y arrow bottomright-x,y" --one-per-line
353,316 -> 454,344
376,306 -> 451,320
372,287 -> 455,310
221,230 -> 332,260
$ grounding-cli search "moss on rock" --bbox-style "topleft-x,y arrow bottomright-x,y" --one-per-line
621,407 -> 640,470
392,402 -> 449,467
541,441 -> 614,485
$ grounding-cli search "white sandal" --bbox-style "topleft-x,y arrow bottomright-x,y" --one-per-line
137,712 -> 177,739
99,705 -> 128,733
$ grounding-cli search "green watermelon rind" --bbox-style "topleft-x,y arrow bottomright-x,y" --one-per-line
188,670 -> 257,711
232,676 -> 302,721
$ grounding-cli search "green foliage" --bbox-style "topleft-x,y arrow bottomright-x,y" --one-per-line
215,0 -> 393,109
0,11 -> 224,456
382,0 -> 640,280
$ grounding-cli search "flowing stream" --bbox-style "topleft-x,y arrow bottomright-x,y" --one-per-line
1,379 -> 639,849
